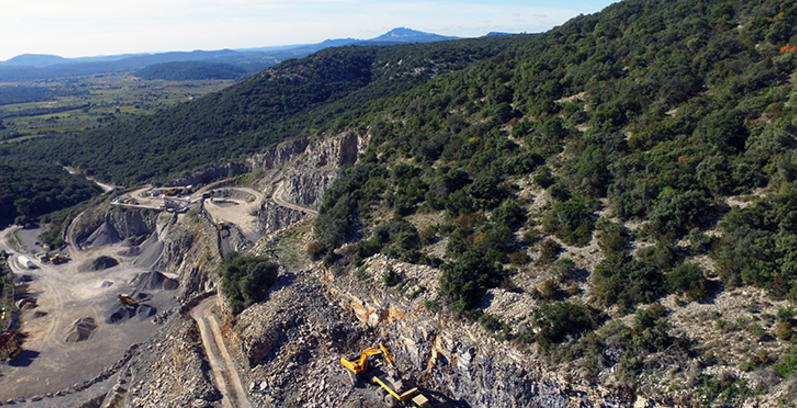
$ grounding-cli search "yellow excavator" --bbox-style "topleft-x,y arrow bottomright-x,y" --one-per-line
117,294 -> 139,307
341,344 -> 431,407
340,343 -> 394,375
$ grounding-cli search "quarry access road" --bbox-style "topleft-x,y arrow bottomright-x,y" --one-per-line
271,180 -> 318,216
190,296 -> 251,408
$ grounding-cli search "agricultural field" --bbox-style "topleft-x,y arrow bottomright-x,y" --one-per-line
0,74 -> 235,142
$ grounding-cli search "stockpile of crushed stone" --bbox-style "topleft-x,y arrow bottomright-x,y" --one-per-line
83,256 -> 119,271
84,221 -> 121,247
133,271 -> 179,291
64,317 -> 97,343
132,233 -> 163,268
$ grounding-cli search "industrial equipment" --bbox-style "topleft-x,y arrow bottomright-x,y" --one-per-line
372,375 -> 430,407
117,294 -> 139,307
340,343 -> 394,375
341,344 -> 431,407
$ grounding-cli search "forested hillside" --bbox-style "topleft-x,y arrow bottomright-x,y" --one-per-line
0,164 -> 100,228
0,36 -> 530,184
310,0 -> 797,404
133,61 -> 247,80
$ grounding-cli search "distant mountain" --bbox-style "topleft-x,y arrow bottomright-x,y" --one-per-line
3,54 -> 66,67
370,27 -> 457,43
0,27 -> 460,82
484,32 -> 514,37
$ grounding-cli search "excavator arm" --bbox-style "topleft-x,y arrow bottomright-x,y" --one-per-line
340,343 -> 394,375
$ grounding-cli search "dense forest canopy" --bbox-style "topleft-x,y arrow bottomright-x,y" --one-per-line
133,61 -> 247,81
0,164 -> 101,228
0,35 -> 531,184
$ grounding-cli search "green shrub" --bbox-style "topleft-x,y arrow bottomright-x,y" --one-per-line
520,228 -> 543,245
550,258 -> 578,281
667,263 -> 710,301
592,254 -> 665,312
631,303 -> 671,352
533,302 -> 602,349
440,251 -> 508,311
493,199 -> 525,229
221,255 -> 279,314
774,344 -> 797,379
534,167 -> 557,188
542,199 -> 594,247
537,238 -> 562,265
596,219 -> 630,255
479,313 -> 503,332
383,266 -> 402,287
419,225 -> 438,246
509,251 -> 530,265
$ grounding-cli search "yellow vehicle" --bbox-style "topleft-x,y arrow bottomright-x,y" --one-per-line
341,343 -> 394,375
342,344 -> 431,407
117,294 -> 139,307
50,254 -> 69,264
372,376 -> 430,408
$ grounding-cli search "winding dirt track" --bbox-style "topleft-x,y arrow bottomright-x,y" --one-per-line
190,297 -> 251,408
272,180 -> 318,216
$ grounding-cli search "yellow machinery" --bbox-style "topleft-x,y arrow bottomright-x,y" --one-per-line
341,343 -> 394,375
50,254 -> 69,264
372,376 -> 430,407
117,294 -> 139,307
341,344 -> 431,407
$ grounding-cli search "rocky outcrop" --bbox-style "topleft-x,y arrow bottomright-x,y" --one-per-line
258,205 -> 306,234
156,207 -> 222,296
253,131 -> 369,235
171,161 -> 251,187
117,319 -> 221,407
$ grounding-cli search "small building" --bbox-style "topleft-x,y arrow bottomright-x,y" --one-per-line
17,255 -> 35,269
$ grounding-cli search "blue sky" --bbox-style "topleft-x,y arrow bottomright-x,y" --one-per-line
0,0 -> 617,60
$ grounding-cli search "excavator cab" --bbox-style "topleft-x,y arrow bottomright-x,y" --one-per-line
340,343 -> 394,375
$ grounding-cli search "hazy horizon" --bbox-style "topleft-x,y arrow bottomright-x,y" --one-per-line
0,0 -> 616,61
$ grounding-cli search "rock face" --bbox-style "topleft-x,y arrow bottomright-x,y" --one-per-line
253,131 -> 369,234
171,161 -> 251,186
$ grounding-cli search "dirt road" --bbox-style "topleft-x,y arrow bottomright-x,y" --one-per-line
272,180 -> 318,216
190,297 -> 251,408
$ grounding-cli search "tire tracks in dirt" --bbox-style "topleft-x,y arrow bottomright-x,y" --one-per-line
190,297 -> 251,408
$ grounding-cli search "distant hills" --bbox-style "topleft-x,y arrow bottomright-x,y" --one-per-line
133,61 -> 248,81
0,28 -> 468,82
3,54 -> 67,67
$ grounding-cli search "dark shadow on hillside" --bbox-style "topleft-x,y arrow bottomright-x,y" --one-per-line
699,279 -> 725,304
269,271 -> 296,292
